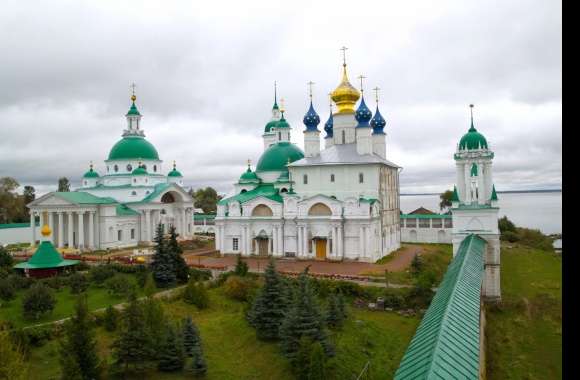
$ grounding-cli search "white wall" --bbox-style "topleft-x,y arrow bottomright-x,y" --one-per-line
0,226 -> 31,245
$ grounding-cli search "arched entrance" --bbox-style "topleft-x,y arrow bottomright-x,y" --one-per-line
313,237 -> 327,260
255,230 -> 269,256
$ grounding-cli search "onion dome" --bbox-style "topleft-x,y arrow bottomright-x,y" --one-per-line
355,96 -> 372,128
167,161 -> 183,177
132,163 -> 148,176
370,106 -> 386,134
108,136 -> 159,160
83,162 -> 99,178
303,101 -> 321,131
239,161 -> 260,183
276,113 -> 290,129
459,105 -> 488,150
324,111 -> 334,138
264,120 -> 278,133
331,64 -> 360,114
256,141 -> 304,172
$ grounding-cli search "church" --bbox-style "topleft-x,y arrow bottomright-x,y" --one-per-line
215,56 -> 402,262
26,94 -> 195,250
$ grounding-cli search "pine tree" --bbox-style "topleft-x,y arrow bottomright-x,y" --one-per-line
157,322 -> 185,372
325,293 -> 341,329
103,305 -> 118,332
280,269 -> 334,362
59,296 -> 100,380
187,320 -> 207,377
143,272 -> 157,298
168,225 -> 190,284
111,295 -> 151,374
182,316 -> 197,357
150,223 -> 176,288
336,293 -> 347,321
294,336 -> 314,380
142,297 -> 167,353
247,258 -> 286,340
234,254 -> 249,277
308,342 -> 327,380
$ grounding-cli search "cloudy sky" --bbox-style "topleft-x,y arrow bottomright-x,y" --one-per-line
0,0 -> 561,196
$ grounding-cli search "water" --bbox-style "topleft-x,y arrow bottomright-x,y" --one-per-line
400,191 -> 562,235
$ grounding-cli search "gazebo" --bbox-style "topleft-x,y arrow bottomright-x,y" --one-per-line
14,225 -> 79,278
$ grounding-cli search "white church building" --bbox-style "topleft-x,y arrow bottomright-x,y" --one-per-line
215,59 -> 402,262
27,94 -> 195,251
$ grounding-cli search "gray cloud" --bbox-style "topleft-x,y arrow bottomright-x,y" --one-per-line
0,0 -> 561,197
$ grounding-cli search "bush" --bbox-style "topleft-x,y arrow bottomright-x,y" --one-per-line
89,265 -> 116,285
234,255 -> 249,277
498,216 -> 517,234
383,293 -> 406,309
0,277 -> 16,301
189,268 -> 212,282
7,274 -> 34,290
68,273 -> 89,294
39,276 -> 65,290
223,276 -> 257,302
0,246 -> 13,268
75,261 -> 91,271
104,275 -> 136,298
210,271 -> 235,288
501,230 -> 520,243
183,280 -> 209,309
22,283 -> 56,320
103,305 -> 119,332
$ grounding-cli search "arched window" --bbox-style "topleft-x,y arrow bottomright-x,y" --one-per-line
241,189 -> 247,193
84,181 -> 87,186
133,179 -> 136,183
278,132 -> 282,140
303,174 -> 308,184
161,192 -> 176,203
114,164 -> 119,172
330,174 -> 335,182
126,164 -> 132,172
131,191 -> 136,196
107,166 -> 110,172
359,173 -> 364,183
280,188 -> 288,193
308,202 -> 332,216
251,204 -> 273,217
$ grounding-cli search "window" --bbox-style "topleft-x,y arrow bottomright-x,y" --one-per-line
84,181 -> 87,186
233,238 -> 239,251
419,219 -> 430,228
400,219 -> 405,227
142,164 -> 147,170
303,174 -> 308,184
126,164 -> 132,172
432,219 -> 443,228
130,229 -> 135,239
280,188 -> 288,193
133,179 -> 136,183
107,166 -> 110,172
131,191 -> 137,195
330,174 -> 335,182
278,132 -> 282,140
117,230 -> 122,241
114,165 -> 119,172
406,218 -> 417,228
444,218 -> 453,228
241,189 -> 247,193
153,165 -> 157,172
342,130 -> 346,144
359,173 -> 364,183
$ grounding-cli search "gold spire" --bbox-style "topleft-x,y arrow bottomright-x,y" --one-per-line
331,46 -> 360,114
130,83 -> 137,102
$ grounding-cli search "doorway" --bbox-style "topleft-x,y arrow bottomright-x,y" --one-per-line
257,238 -> 269,256
315,239 -> 327,260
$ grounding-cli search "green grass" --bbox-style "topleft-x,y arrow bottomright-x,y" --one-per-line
0,274 -> 144,328
26,287 -> 420,380
486,243 -> 562,380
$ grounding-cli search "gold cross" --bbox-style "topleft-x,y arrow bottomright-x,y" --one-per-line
373,86 -> 381,104
328,92 -> 333,109
340,46 -> 348,66
357,75 -> 366,93
280,97 -> 285,112
307,81 -> 315,99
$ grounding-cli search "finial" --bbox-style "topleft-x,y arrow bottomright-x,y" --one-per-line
357,75 -> 366,94
373,87 -> 381,105
130,83 -> 137,102
173,160 -> 176,170
340,46 -> 348,67
89,160 -> 93,171
470,104 -> 474,123
247,158 -> 252,168
280,97 -> 285,114
274,81 -> 277,104
41,224 -> 51,237
307,81 -> 315,100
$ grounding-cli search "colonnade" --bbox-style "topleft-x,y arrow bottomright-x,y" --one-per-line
31,209 -> 96,250
141,207 -> 191,242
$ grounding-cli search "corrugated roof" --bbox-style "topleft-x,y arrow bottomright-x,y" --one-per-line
394,234 -> 485,380
218,184 -> 283,205
116,204 -> 140,216
54,192 -> 117,205
288,143 -> 400,168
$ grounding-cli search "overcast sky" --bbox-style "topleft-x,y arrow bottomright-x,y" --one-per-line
0,0 -> 561,197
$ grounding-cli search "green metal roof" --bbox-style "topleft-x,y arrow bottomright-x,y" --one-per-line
264,120 -> 279,133
256,142 -> 304,172
0,222 -> 39,229
167,168 -> 183,177
218,184 -> 283,205
108,136 -> 159,160
490,185 -> 498,201
239,167 -> 260,183
126,101 -> 141,116
55,192 -> 117,205
459,123 -> 488,151
400,214 -> 452,219
193,214 -> 216,220
394,234 -> 485,380
116,204 -> 140,216
359,197 -> 378,204
83,168 -> 100,178
138,183 -> 171,203
275,116 -> 290,129
13,241 -> 79,269
132,166 -> 148,176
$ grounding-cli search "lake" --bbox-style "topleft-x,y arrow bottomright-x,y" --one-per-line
400,191 -> 562,235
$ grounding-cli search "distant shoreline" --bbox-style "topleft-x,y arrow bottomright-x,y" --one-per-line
401,189 -> 562,196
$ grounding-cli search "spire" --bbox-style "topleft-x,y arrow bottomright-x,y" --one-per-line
324,93 -> 334,138
127,83 -> 141,116
451,185 -> 460,202
303,81 -> 320,131
370,87 -> 386,134
469,104 -> 476,132
491,184 -> 498,201
273,81 -> 279,110
124,83 -> 144,137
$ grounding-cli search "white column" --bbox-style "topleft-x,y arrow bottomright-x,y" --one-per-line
272,227 -> 277,255
88,211 -> 95,249
278,226 -> 283,255
247,227 -> 252,254
39,210 -> 45,228
366,226 -> 371,258
57,212 -> 64,248
30,212 -> 36,246
338,225 -> 343,258
181,209 -> 186,237
331,226 -> 336,257
67,212 -> 74,247
78,211 -> 85,249
297,226 -> 302,256
464,164 -> 471,203
241,226 -> 246,255
303,225 -> 308,257
48,212 -> 54,243
145,210 -> 151,241
359,226 -> 365,257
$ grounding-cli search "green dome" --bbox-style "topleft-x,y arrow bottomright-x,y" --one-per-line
168,168 -> 183,177
276,117 -> 290,129
132,166 -> 148,176
108,136 -> 159,160
459,125 -> 488,150
256,142 -> 304,172
265,120 -> 278,132
83,168 -> 99,178
126,101 -> 141,116
239,167 -> 260,183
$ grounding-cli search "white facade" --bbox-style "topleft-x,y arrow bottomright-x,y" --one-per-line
26,97 -> 194,251
400,216 -> 453,244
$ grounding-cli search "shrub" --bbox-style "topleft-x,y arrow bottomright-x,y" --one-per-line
0,277 -> 16,301
498,216 -> 517,234
183,280 -> 209,309
75,261 -> 91,271
89,265 -> 116,285
383,293 -> 406,309
0,246 -> 13,269
210,271 -> 235,288
234,255 -> 249,277
223,275 -> 256,302
39,276 -> 65,290
7,274 -> 34,290
189,268 -> 212,282
104,275 -> 136,298
103,305 -> 119,332
410,253 -> 423,275
500,230 -> 520,243
22,282 -> 56,320
68,273 -> 88,294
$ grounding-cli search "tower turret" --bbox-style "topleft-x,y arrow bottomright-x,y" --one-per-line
123,84 -> 144,137
355,75 -> 373,155
370,87 -> 387,159
324,93 -> 334,149
263,82 -> 282,150
303,81 -> 321,158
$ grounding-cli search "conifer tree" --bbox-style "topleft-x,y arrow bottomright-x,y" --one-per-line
103,305 -> 118,332
182,316 -> 197,357
294,336 -> 314,380
308,342 -> 327,380
280,268 -> 334,362
187,320 -> 207,377
150,223 -> 176,288
59,296 -> 100,380
157,322 -> 185,372
247,258 -> 286,340
234,254 -> 249,277
168,225 -> 190,284
142,297 -> 167,352
143,272 -> 157,298
111,295 -> 151,374
325,293 -> 342,329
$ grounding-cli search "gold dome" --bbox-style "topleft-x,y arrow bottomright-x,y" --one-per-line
41,224 -> 52,237
331,64 -> 360,114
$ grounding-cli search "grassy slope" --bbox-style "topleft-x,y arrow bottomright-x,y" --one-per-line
486,244 -> 562,380
28,288 -> 420,380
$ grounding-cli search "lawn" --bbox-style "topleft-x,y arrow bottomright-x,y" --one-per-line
485,243 -> 562,380
0,273 -> 144,328
27,287 -> 421,380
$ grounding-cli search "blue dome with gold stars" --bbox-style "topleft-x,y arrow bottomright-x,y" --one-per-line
355,97 -> 372,128
324,111 -> 333,138
370,106 -> 386,134
303,101 -> 320,132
